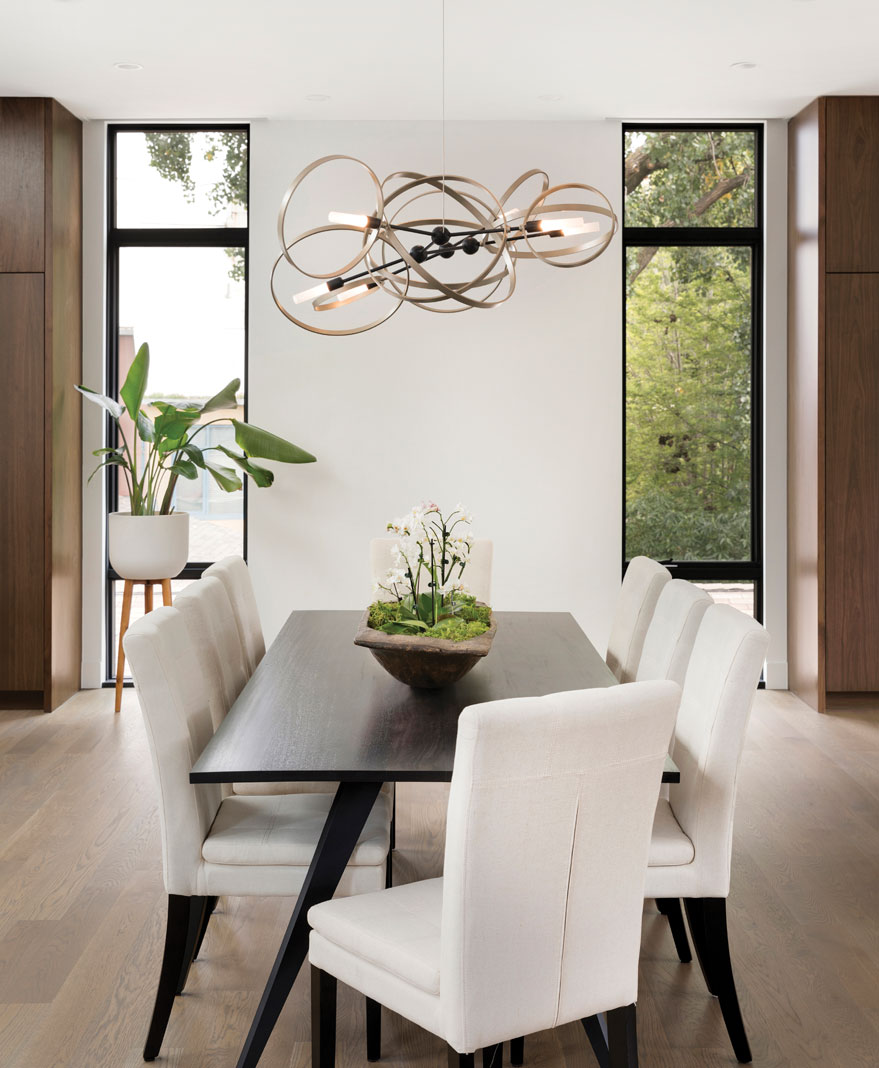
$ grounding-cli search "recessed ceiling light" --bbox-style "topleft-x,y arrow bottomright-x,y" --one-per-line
306,93 -> 331,102
538,93 -> 563,102
113,62 -> 143,71
730,61 -> 757,70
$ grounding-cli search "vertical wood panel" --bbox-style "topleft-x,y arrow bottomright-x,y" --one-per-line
0,99 -> 45,272
787,99 -> 825,712
825,274 -> 879,690
0,275 -> 45,689
825,98 -> 879,273
46,100 -> 82,712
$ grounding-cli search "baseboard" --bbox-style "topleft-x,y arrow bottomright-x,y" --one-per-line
764,660 -> 788,690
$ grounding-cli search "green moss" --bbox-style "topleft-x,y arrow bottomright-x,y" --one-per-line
367,599 -> 491,642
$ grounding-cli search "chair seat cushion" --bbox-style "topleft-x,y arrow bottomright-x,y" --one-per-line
648,798 -> 695,867
202,791 -> 390,868
308,877 -> 443,995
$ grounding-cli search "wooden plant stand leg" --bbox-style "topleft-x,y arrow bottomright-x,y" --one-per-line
115,579 -> 134,713
161,578 -> 172,606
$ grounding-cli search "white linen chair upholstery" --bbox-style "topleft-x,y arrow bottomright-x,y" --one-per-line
203,555 -> 266,675
646,603 -> 770,1064
636,579 -> 713,687
605,556 -> 671,682
370,537 -> 494,605
307,680 -> 680,1068
123,606 -> 392,1062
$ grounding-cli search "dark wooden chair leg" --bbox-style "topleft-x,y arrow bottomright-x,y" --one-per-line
684,898 -> 752,1063
482,1043 -> 501,1068
192,894 -> 219,962
143,894 -> 191,1061
176,896 -> 208,995
366,997 -> 381,1061
581,1014 -> 609,1068
606,1004 -> 638,1068
657,897 -> 692,963
509,1036 -> 524,1067
311,966 -> 337,1068
447,1049 -> 474,1068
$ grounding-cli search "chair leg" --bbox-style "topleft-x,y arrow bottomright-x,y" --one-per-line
482,1043 -> 501,1068
311,966 -> 337,1068
683,899 -> 752,1063
115,579 -> 134,713
144,580 -> 154,613
143,894 -> 192,1061
192,895 -> 218,961
657,897 -> 692,963
606,1004 -> 638,1068
176,896 -> 208,995
161,578 -> 173,606
447,1049 -> 474,1068
509,1036 -> 524,1067
366,997 -> 381,1061
581,1014 -> 609,1068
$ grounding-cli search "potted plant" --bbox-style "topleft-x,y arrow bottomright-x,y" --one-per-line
78,342 -> 316,579
354,502 -> 495,688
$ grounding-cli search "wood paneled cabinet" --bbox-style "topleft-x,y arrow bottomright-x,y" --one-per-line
788,97 -> 879,711
0,98 -> 82,712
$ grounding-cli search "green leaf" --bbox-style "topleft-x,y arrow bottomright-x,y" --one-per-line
156,437 -> 185,455
136,412 -> 155,442
379,621 -> 428,635
86,454 -> 126,482
181,444 -> 206,468
204,462 -> 242,493
76,385 -> 124,421
215,445 -> 274,488
120,342 -> 150,422
200,378 -> 240,414
92,446 -> 120,456
153,407 -> 199,441
232,419 -> 316,463
418,592 -> 435,622
169,458 -> 198,480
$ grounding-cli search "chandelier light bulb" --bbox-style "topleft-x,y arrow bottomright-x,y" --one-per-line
292,277 -> 344,305
327,211 -> 381,230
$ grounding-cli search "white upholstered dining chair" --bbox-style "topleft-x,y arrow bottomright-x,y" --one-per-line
203,555 -> 266,675
605,556 -> 671,682
636,578 -> 713,688
370,537 -> 494,605
307,680 -> 680,1068
646,603 -> 770,1063
123,606 -> 392,1062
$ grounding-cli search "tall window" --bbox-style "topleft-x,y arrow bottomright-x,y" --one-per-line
623,125 -> 762,617
106,125 -> 249,679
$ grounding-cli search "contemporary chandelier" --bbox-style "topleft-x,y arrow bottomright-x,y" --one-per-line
271,5 -> 618,336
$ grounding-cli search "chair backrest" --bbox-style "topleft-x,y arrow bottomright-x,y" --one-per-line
203,555 -> 266,674
173,574 -> 249,730
123,606 -> 223,897
636,579 -> 713,687
370,537 -> 494,605
668,604 -> 770,897
440,680 -> 680,1052
605,556 -> 671,682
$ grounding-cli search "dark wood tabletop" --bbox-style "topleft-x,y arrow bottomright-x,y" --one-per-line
191,610 -> 679,785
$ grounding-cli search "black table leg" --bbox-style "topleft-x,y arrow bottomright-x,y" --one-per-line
233,780 -> 383,1068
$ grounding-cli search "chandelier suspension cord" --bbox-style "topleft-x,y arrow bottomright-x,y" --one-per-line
441,0 -> 446,229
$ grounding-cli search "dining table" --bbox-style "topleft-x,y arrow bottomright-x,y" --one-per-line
190,609 -> 680,1068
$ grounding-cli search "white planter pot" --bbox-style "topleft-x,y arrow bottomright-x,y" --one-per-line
108,512 -> 190,580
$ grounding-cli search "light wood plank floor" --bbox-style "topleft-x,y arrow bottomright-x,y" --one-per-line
0,688 -> 877,1067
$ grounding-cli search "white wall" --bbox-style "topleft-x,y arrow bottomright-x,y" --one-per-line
247,120 -> 623,649
80,117 -> 788,684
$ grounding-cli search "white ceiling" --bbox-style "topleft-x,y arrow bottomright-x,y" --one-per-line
2,0 -> 878,122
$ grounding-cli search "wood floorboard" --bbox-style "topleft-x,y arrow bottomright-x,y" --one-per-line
0,688 -> 877,1067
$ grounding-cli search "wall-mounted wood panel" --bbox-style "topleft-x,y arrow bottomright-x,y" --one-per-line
0,99 -> 45,273
825,274 -> 879,690
825,97 -> 879,273
0,274 -> 45,689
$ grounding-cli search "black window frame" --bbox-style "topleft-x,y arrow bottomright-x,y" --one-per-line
104,123 -> 250,683
621,122 -> 764,621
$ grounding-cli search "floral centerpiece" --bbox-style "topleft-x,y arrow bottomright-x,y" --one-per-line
354,502 -> 496,689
